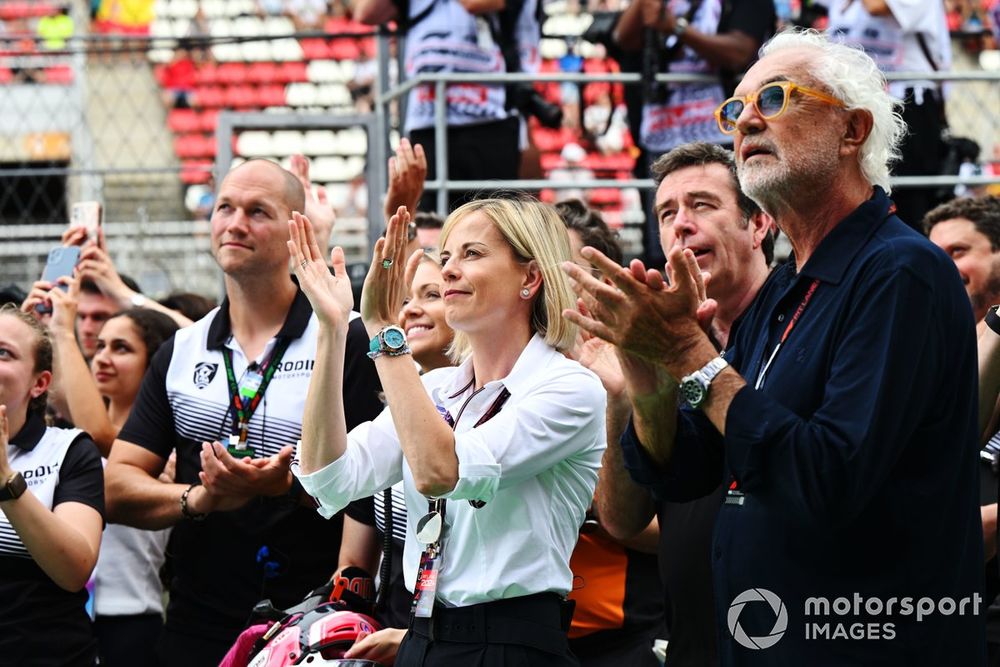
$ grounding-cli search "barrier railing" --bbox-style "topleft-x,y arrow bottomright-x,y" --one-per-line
373,68 -> 1000,216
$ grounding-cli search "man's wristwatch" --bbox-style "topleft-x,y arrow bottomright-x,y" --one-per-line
679,357 -> 729,409
0,471 -> 27,502
367,325 -> 411,360
987,305 -> 1000,336
672,16 -> 689,37
130,292 -> 147,308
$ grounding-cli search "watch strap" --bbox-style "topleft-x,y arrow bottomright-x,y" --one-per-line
0,471 -> 27,502
700,356 -> 729,384
987,305 -> 1000,336
681,356 -> 729,408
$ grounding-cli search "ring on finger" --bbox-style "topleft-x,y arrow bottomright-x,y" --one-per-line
300,260 -> 309,269
382,258 -> 393,270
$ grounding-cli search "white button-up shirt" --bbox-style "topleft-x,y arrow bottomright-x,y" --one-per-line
295,334 -> 606,607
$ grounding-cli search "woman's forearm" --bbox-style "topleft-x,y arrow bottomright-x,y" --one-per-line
1,492 -> 101,591
299,326 -> 350,474
375,355 -> 457,497
52,330 -> 117,456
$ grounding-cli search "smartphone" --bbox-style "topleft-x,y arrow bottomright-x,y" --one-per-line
70,201 -> 102,243
35,246 -> 81,314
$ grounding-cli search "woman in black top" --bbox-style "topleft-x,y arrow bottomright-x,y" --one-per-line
0,304 -> 105,666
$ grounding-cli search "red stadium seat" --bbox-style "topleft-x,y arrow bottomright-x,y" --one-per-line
198,109 -> 220,133
328,39 -> 361,61
277,61 -> 308,83
180,160 -> 213,185
247,62 -> 279,84
174,134 -> 215,159
167,108 -> 201,133
217,62 -> 247,85
223,84 -> 257,109
195,63 -> 219,85
539,153 -> 564,172
0,2 -> 32,19
256,84 -> 286,107
43,65 -> 73,84
195,85 -> 225,108
588,188 -> 622,207
300,38 -> 330,60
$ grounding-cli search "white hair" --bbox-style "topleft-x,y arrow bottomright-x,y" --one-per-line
760,28 -> 907,193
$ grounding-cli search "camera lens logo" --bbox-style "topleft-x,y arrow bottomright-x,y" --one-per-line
727,588 -> 788,650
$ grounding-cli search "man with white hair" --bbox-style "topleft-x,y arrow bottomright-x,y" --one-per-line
565,29 -> 985,664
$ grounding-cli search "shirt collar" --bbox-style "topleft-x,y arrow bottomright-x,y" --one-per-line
797,186 -> 895,285
444,333 -> 552,400
9,411 -> 47,452
206,285 -> 313,350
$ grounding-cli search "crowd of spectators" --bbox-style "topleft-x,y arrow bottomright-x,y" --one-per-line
5,5 -> 1000,664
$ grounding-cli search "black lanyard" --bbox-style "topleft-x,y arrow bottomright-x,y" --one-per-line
221,338 -> 291,448
410,384 -> 512,621
428,386 -> 511,517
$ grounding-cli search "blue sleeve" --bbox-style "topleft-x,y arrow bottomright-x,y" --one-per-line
724,260 -> 969,528
620,409 -> 726,502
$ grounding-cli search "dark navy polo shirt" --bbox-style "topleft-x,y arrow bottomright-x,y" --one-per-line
623,188 -> 986,665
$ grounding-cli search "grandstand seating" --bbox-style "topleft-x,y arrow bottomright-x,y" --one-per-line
0,2 -> 76,84
15,0 -> 995,258
138,0 -> 644,230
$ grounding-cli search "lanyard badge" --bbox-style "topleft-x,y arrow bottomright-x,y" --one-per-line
411,502 -> 445,619
221,339 -> 290,457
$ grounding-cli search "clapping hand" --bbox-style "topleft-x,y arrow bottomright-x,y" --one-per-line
288,211 -> 354,331
384,138 -> 427,223
562,246 -> 715,374
360,206 -> 422,337
289,154 -> 336,255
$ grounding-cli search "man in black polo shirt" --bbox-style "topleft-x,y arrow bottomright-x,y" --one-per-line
567,31 -> 985,664
105,159 -> 383,666
594,141 -> 773,667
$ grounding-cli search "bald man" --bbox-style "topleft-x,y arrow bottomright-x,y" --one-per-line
104,160 -> 383,666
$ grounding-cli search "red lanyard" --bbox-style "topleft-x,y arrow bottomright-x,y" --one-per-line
753,279 -> 821,390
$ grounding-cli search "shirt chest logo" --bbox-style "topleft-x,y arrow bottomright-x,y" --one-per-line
193,362 -> 219,389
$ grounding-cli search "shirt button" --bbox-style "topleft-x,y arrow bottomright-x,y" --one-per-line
777,314 -> 785,323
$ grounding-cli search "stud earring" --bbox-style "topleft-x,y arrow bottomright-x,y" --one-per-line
520,288 -> 531,298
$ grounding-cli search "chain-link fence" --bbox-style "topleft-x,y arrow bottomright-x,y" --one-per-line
2,1 -> 999,300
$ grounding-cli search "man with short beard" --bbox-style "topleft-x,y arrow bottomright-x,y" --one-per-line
565,29 -> 985,664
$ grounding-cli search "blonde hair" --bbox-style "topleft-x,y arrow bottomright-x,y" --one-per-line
440,196 -> 578,362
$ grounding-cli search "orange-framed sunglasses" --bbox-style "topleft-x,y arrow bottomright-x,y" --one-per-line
713,81 -> 846,135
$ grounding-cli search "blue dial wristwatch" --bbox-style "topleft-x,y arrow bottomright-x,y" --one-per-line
368,325 -> 411,359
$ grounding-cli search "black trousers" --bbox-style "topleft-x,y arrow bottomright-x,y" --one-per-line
410,115 -> 521,215
396,593 -> 580,667
94,613 -> 162,667
893,87 -> 946,231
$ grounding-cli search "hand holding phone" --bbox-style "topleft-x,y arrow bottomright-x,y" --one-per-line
69,201 -> 102,244
35,246 -> 81,314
